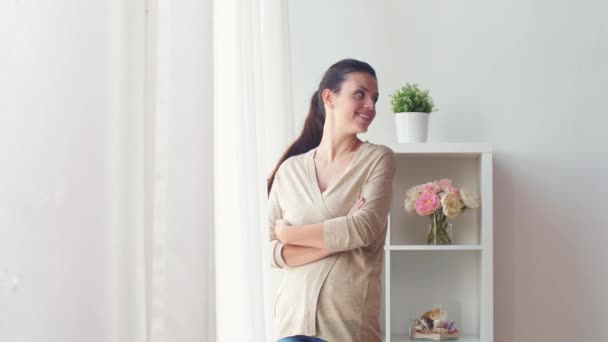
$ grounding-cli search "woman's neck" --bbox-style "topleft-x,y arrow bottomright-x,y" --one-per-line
316,131 -> 362,163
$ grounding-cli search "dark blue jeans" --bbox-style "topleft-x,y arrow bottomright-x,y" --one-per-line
277,336 -> 327,342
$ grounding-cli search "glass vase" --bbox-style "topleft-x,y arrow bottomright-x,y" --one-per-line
427,212 -> 453,245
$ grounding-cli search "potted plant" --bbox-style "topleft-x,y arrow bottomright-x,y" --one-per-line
390,83 -> 437,143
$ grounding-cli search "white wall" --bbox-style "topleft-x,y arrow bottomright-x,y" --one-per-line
288,0 -> 608,341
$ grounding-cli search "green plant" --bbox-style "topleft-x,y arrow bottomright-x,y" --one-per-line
389,83 -> 437,113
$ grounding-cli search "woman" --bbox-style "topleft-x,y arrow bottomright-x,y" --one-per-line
268,59 -> 396,342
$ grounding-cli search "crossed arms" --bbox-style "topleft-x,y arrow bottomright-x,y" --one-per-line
269,151 -> 395,269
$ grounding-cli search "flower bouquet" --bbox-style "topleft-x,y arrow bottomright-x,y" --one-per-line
403,179 -> 480,244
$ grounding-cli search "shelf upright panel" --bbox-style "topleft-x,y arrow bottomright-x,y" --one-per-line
480,152 -> 494,341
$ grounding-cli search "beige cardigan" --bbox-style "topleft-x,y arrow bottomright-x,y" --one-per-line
269,142 -> 396,342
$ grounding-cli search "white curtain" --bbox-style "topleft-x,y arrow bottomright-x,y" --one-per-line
213,0 -> 294,340
109,0 -> 293,341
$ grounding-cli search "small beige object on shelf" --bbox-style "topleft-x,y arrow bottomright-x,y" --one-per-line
411,308 -> 460,340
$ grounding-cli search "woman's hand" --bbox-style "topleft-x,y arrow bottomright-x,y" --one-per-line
347,196 -> 366,216
274,219 -> 290,243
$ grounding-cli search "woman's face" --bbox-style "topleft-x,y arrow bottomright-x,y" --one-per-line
323,72 -> 379,134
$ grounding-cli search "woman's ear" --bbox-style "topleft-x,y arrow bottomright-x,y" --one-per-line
321,89 -> 334,109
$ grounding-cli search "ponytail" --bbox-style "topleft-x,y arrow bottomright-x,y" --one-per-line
267,91 -> 325,195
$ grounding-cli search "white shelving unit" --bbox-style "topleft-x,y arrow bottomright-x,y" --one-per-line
382,143 -> 493,342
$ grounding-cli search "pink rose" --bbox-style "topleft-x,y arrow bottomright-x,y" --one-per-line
438,178 -> 459,194
415,192 -> 441,216
420,182 -> 441,194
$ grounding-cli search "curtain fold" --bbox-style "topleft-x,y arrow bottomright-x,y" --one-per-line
107,0 -> 148,341
259,1 -> 295,339
143,0 -> 218,341
213,0 -> 266,339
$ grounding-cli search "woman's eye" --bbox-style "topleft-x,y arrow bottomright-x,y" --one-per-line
355,91 -> 364,98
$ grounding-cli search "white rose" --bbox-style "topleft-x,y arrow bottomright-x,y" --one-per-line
460,188 -> 480,209
403,198 -> 415,214
441,192 -> 463,219
406,186 -> 421,202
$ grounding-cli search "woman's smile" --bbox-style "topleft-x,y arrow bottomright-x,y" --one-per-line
355,112 -> 373,125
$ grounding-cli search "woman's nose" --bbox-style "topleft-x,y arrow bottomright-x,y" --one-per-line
364,97 -> 375,109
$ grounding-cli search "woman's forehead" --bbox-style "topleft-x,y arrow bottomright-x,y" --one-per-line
343,73 -> 378,92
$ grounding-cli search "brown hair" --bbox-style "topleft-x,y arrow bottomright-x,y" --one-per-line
267,58 -> 377,195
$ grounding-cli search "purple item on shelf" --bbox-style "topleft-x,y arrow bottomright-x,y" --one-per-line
446,321 -> 456,331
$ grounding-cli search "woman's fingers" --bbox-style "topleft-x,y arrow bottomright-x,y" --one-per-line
347,197 -> 366,215
356,197 -> 366,211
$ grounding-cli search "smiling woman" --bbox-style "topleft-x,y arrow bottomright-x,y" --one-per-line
267,59 -> 396,342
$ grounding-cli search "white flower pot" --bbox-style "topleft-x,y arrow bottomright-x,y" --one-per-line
394,112 -> 430,143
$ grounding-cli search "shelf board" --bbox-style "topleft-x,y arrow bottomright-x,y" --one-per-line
385,245 -> 482,251
389,335 -> 480,342
390,142 -> 492,155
